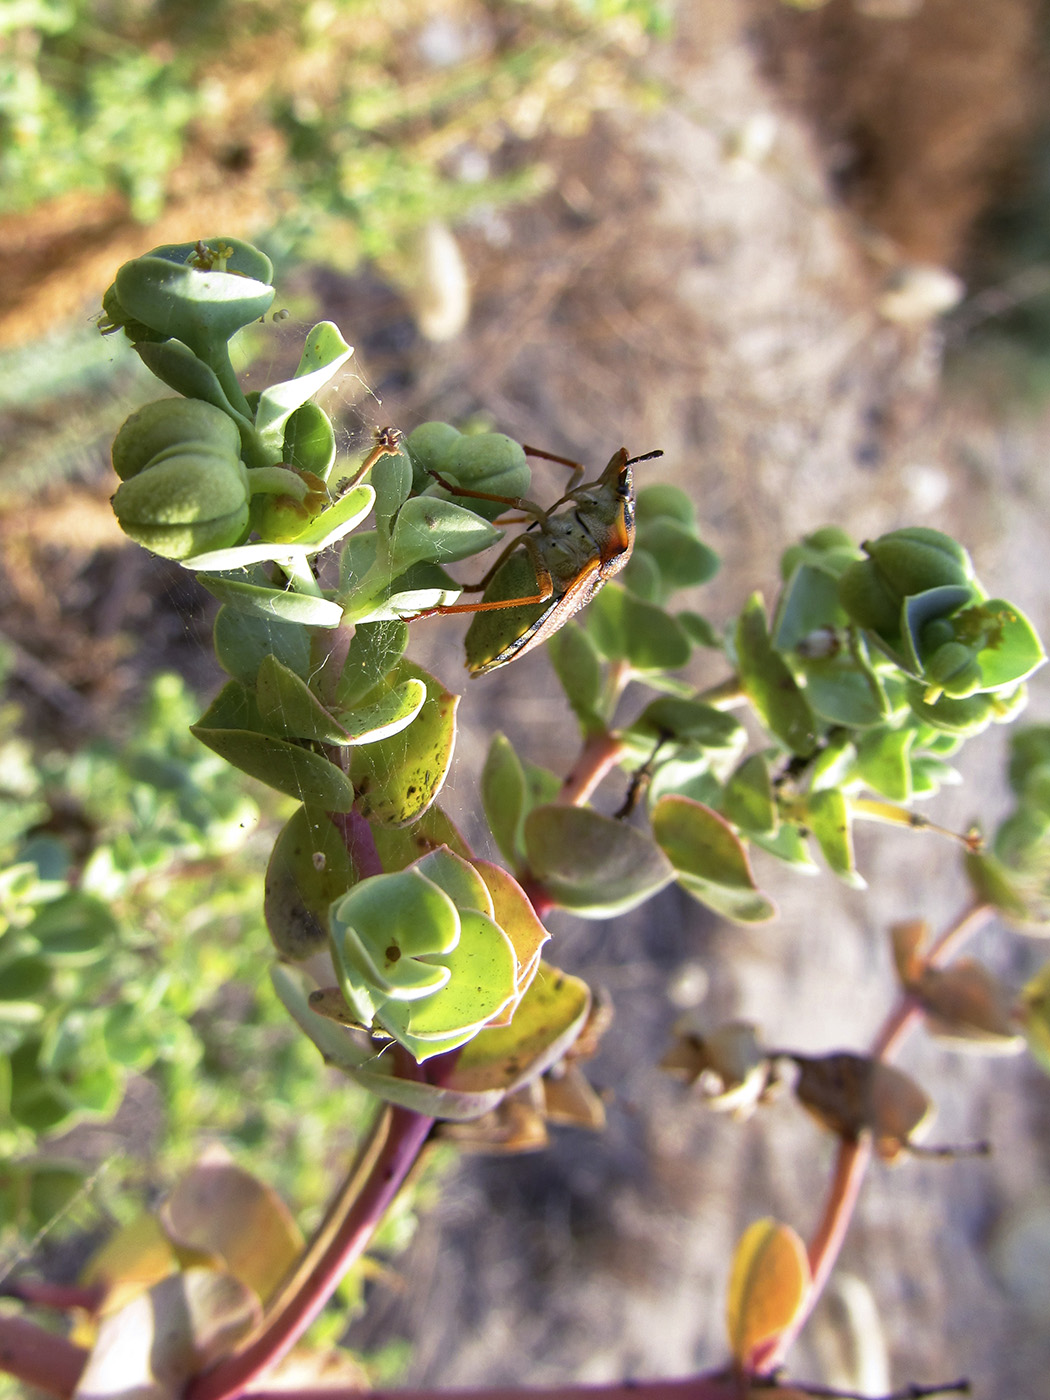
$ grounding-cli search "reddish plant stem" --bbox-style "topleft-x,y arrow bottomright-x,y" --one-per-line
186,1102 -> 435,1400
244,1378 -> 744,1400
751,899 -> 995,1373
0,1313 -> 86,1398
559,730 -> 628,807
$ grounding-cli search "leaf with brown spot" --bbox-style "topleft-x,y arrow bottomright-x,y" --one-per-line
790,1052 -> 933,1161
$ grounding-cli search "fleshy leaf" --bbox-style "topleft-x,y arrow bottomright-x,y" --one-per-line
587,584 -> 692,671
1022,961 -> 1050,1075
213,605 -> 311,684
283,402 -> 337,481
388,496 -> 501,572
253,321 -> 354,451
135,340 -> 246,418
651,795 -> 776,923
191,682 -> 355,810
736,593 -> 818,756
722,754 -> 778,837
336,621 -> 410,709
856,726 -> 915,802
265,806 -> 356,963
450,963 -> 591,1095
199,573 -> 343,628
481,732 -> 529,868
546,623 -> 605,731
772,563 -> 847,652
972,598 -> 1046,690
256,654 -> 349,743
726,1218 -> 810,1366
334,677 -> 427,745
807,788 -> 865,888
348,661 -> 458,825
523,805 -> 675,917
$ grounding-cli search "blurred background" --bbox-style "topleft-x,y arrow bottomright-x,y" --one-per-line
2,0 -> 1050,1395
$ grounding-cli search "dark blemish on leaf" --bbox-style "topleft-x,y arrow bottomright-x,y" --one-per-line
406,785 -> 417,796
386,945 -> 401,963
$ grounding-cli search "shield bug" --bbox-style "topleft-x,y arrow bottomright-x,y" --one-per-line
418,444 -> 662,675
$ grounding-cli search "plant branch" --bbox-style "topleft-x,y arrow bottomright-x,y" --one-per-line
751,898 -> 996,1373
245,1377 -> 745,1400
186,1101 -> 434,1400
0,1312 -> 87,1398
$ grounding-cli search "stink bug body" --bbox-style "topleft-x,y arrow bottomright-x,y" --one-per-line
418,445 -> 662,676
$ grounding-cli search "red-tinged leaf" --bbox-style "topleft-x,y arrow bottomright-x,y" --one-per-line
726,1217 -> 810,1365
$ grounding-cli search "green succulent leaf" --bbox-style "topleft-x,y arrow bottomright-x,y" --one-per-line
213,605 -> 312,685
336,621 -> 410,708
639,518 -> 719,591
722,753 -> 779,837
253,321 -> 354,452
523,805 -> 675,917
114,246 -> 275,355
970,599 -> 1046,691
587,585 -> 692,672
856,726 -> 915,802
807,788 -> 864,888
622,696 -> 746,759
283,402 -> 337,481
256,655 -> 348,743
1021,962 -> 1050,1074
650,795 -> 776,923
348,661 -> 458,825
772,563 -> 848,652
199,573 -> 344,628
736,593 -> 819,757
335,678 -> 427,745
450,962 -> 590,1095
371,452 -> 415,537
964,849 -> 1042,926
899,585 -> 980,674
134,340 -> 250,419
481,732 -> 529,869
191,681 -> 356,809
388,496 -> 502,573
803,657 -> 889,728
546,622 -> 605,732
635,483 -> 697,527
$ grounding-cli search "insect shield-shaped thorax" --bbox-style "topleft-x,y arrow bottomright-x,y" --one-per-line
464,448 -> 647,675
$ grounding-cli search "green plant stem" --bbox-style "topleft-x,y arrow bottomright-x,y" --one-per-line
186,1100 -> 435,1400
694,675 -> 747,709
750,898 -> 996,1374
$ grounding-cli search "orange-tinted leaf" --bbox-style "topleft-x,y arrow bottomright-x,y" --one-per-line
542,1062 -> 607,1129
890,918 -> 928,987
726,1218 -> 810,1365
159,1152 -> 303,1305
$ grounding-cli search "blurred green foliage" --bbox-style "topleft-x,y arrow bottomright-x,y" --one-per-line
0,656 -> 371,1255
1,0 -> 669,262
